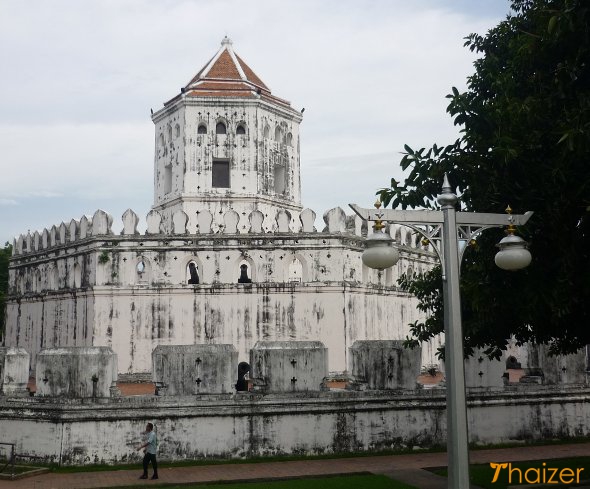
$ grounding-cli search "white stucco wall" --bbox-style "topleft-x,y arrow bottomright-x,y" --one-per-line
1,387 -> 589,465
153,97 -> 302,222
7,207 -> 438,375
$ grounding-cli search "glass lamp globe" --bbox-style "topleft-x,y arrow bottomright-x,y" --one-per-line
362,231 -> 400,270
495,234 -> 532,271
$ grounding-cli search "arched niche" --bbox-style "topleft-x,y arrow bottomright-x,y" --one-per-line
32,269 -> 41,293
134,257 -> 152,285
235,257 -> 255,283
49,266 -> 59,290
182,256 -> 204,285
215,120 -> 227,135
73,263 -> 82,288
286,256 -> 305,283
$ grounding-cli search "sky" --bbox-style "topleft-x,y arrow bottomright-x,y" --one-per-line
0,0 -> 511,245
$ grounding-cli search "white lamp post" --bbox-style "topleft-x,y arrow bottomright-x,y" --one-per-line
350,174 -> 532,489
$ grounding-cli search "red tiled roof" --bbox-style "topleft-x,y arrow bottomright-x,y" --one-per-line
188,90 -> 254,98
206,50 -> 242,80
236,54 -> 269,91
195,81 -> 254,91
169,37 -> 290,108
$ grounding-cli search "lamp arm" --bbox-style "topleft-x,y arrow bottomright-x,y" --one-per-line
350,204 -> 534,277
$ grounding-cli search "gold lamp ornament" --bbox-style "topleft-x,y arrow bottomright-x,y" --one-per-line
361,199 -> 400,270
494,205 -> 532,271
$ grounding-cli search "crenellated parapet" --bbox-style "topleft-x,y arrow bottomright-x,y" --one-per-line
12,206 -> 434,255
8,206 -> 436,297
9,207 -> 435,294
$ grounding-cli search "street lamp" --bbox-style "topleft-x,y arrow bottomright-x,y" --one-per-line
350,174 -> 532,489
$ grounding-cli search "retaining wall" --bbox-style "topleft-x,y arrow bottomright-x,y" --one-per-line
0,387 -> 588,465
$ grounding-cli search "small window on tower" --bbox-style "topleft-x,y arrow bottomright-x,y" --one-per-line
175,124 -> 180,138
198,124 -> 207,134
212,159 -> 230,188
216,122 -> 227,135
236,124 -> 246,135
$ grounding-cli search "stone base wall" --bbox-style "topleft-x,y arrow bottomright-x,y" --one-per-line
6,284 -> 432,374
0,387 -> 588,465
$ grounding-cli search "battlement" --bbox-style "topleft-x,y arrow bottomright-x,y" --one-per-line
12,206 -> 432,257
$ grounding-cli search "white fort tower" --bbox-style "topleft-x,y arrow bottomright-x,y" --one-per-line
154,36 -> 303,229
5,38 -> 436,377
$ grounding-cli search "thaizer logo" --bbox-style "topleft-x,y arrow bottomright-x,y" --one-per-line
490,462 -> 584,485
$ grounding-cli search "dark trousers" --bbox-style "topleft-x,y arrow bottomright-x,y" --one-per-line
142,452 -> 158,476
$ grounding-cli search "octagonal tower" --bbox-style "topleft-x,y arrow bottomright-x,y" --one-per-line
152,37 -> 303,232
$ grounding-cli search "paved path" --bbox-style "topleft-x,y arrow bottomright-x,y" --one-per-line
0,442 -> 588,489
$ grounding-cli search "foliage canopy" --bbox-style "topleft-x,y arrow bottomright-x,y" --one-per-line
379,0 -> 590,357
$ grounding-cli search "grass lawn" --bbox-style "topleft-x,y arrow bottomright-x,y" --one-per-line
102,474 -> 418,489
434,457 -> 590,488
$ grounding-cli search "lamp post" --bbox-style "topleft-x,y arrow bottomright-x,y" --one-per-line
350,174 -> 532,489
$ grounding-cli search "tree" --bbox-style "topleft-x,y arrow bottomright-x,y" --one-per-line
0,241 -> 12,341
379,0 -> 590,358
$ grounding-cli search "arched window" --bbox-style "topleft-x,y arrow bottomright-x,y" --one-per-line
159,133 -> 165,146
286,132 -> 293,145
237,262 -> 252,283
274,126 -> 282,141
236,124 -> 246,135
197,123 -> 207,135
216,122 -> 227,135
186,261 -> 200,284
263,125 -> 270,138
506,356 -> 521,369
168,126 -> 172,140
288,258 -> 303,283
175,124 -> 180,138
135,258 -> 151,285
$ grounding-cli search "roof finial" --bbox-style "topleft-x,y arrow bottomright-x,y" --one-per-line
221,35 -> 232,47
